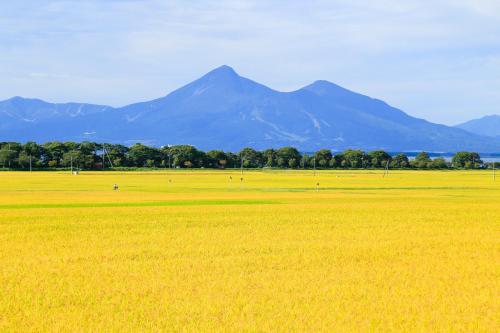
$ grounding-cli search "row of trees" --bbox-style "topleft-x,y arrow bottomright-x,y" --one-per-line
0,141 -> 495,170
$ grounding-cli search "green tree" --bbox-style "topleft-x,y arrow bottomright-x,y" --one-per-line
390,153 -> 409,168
0,142 -> 21,168
300,153 -> 311,168
367,150 -> 391,168
430,157 -> 449,169
169,145 -> 205,168
104,144 -> 129,167
42,142 -> 68,167
328,157 -> 339,168
452,152 -> 482,169
412,152 -> 432,169
206,150 -> 228,168
238,148 -> 262,168
314,149 -> 332,169
225,152 -> 239,168
276,147 -> 301,169
262,149 -> 277,167
487,162 -> 500,169
78,141 -> 97,155
61,150 -> 86,169
339,150 -> 365,168
128,143 -> 161,167
23,141 -> 43,160
22,142 -> 44,168
18,151 -> 31,169
276,157 -> 286,168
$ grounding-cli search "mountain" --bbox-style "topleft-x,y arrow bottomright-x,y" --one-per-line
455,115 -> 500,138
2,65 -> 500,152
0,97 -> 113,142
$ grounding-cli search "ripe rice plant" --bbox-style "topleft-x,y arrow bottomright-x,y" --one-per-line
0,170 -> 498,331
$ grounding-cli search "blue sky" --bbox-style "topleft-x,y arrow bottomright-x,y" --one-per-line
1,0 -> 499,125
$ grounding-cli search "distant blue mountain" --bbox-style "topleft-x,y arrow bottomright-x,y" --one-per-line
455,115 -> 500,138
1,65 -> 500,152
0,96 -> 113,142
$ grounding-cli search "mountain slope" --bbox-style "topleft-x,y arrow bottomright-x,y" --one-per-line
1,65 -> 500,152
455,115 -> 500,138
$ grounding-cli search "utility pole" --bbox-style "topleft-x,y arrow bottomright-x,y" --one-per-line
240,157 -> 244,175
8,143 -> 11,168
168,145 -> 172,169
103,145 -> 114,168
70,155 -> 73,174
383,160 -> 390,178
167,144 -> 172,169
313,158 -> 316,176
29,155 -> 32,173
102,144 -> 106,170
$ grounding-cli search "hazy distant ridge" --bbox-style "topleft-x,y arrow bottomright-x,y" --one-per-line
455,115 -> 500,138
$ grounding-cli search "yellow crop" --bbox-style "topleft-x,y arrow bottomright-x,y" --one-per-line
0,170 -> 498,332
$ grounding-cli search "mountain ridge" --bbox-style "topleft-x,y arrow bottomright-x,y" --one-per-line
455,115 -> 500,138
1,65 -> 500,152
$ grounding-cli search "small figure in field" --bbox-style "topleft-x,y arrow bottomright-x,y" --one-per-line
229,176 -> 232,182
240,177 -> 243,183
113,184 -> 119,191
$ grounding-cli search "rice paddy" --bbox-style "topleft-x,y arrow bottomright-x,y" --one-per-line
0,170 -> 498,332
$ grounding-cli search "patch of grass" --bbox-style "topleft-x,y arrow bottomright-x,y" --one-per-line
0,199 -> 279,210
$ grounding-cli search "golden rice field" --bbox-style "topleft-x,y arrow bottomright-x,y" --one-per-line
0,170 -> 498,332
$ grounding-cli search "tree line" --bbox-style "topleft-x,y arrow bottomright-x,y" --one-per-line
0,141 -> 496,170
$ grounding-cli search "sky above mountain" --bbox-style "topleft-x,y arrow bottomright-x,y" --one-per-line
1,0 -> 499,125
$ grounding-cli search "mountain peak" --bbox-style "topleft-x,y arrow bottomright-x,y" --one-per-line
456,114 -> 500,137
169,65 -> 274,96
205,65 -> 239,78
6,96 -> 30,102
481,114 -> 500,120
2,96 -> 47,105
301,80 -> 357,97
311,79 -> 335,86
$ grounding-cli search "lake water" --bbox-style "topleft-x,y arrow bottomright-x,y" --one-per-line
404,154 -> 500,163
